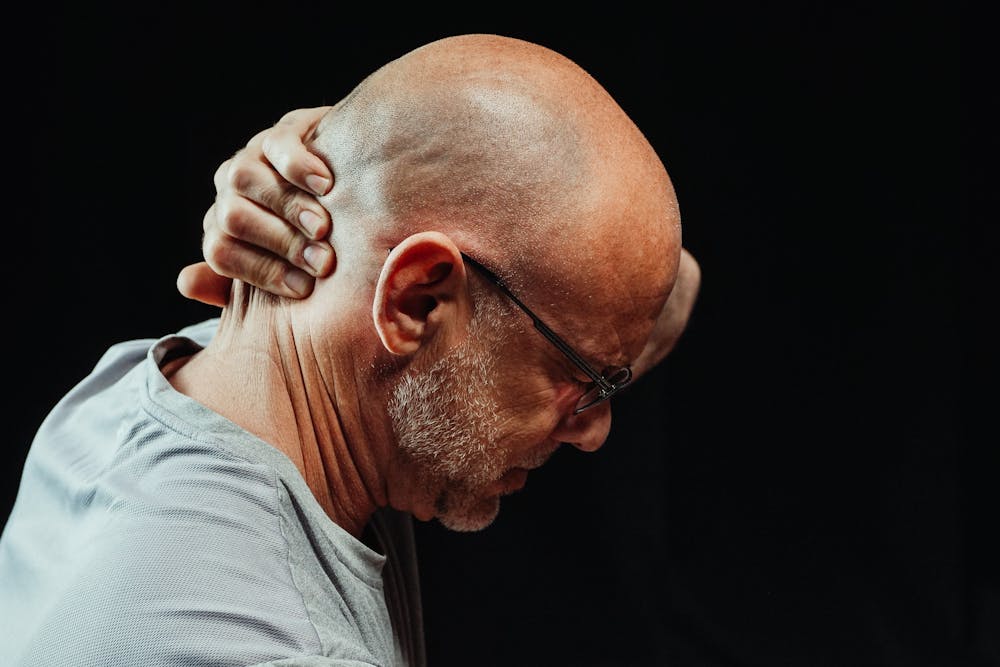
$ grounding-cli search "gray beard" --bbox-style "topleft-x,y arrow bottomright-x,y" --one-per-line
387,298 -> 512,531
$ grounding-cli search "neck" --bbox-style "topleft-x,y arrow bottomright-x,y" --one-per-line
166,294 -> 393,538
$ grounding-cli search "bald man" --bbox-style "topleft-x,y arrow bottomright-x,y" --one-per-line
0,34 -> 698,667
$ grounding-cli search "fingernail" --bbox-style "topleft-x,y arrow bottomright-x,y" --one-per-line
299,210 -> 323,238
284,269 -> 313,296
305,174 -> 331,196
303,243 -> 331,274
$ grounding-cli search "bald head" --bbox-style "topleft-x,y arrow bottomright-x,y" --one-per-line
309,33 -> 681,362
197,35 -> 692,534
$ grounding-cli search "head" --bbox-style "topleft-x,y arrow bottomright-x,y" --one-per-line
285,34 -> 684,530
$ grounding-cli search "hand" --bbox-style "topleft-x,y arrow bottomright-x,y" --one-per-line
177,106 -> 337,307
630,247 -> 702,380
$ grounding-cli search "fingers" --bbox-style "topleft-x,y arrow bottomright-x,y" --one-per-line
202,202 -> 331,299
179,105 -> 336,307
258,106 -> 334,197
177,256 -> 317,307
214,154 -> 332,248
200,107 -> 336,298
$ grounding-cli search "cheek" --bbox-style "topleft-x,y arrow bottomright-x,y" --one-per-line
495,349 -> 580,407
492,380 -> 578,448
489,341 -> 583,440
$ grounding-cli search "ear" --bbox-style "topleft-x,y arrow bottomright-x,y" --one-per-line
372,232 -> 472,356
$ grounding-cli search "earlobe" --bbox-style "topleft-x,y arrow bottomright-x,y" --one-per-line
372,232 -> 470,356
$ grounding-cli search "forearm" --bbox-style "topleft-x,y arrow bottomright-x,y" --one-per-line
630,247 -> 701,380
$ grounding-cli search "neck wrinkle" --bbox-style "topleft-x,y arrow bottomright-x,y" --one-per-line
179,289 -> 389,540
273,324 -> 384,539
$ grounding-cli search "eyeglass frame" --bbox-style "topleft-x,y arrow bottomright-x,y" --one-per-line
460,252 -> 632,414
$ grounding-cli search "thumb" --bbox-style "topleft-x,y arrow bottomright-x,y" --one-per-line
176,262 -> 232,308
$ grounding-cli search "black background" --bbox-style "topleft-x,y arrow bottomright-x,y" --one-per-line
5,3 -> 989,666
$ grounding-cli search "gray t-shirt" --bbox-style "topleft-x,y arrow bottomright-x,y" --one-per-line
0,319 -> 425,667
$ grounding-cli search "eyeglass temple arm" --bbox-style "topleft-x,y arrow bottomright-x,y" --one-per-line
460,254 -> 614,389
530,320 -> 614,390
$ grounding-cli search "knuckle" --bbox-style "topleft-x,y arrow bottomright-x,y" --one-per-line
202,204 -> 217,233
247,254 -> 290,294
225,162 -> 256,193
247,128 -> 269,148
268,148 -> 292,175
203,238 -> 237,276
285,233 -> 310,263
273,185 -> 302,220
215,201 -> 251,238
213,158 -> 233,188
259,261 -> 287,290
276,108 -> 302,126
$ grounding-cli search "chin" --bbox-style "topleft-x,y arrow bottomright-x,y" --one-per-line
436,494 -> 501,532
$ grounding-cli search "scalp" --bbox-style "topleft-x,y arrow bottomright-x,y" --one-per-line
311,34 -> 681,359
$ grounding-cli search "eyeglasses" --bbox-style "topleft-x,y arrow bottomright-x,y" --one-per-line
461,252 -> 632,414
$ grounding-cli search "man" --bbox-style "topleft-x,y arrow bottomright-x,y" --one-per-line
0,34 -> 699,666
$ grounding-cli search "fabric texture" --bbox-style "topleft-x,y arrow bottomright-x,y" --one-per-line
0,319 -> 425,667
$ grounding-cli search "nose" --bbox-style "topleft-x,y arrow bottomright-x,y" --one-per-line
550,401 -> 612,452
